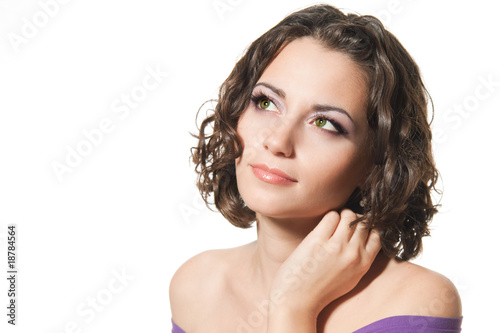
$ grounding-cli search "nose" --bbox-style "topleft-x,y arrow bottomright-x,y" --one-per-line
261,118 -> 295,157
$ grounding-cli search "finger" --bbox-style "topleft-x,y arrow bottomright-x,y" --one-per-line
365,229 -> 382,255
350,218 -> 370,243
330,209 -> 358,242
308,210 -> 341,241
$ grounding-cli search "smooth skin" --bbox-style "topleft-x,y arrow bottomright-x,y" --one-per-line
170,37 -> 461,332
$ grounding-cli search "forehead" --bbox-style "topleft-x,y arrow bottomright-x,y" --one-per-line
258,37 -> 368,120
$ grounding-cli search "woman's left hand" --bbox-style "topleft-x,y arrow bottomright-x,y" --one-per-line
267,209 -> 381,325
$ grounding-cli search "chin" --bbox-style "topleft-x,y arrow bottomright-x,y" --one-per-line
244,196 -> 330,221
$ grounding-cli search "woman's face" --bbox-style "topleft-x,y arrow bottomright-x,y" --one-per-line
235,37 -> 372,220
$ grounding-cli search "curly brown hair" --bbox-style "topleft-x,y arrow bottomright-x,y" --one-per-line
191,4 -> 439,261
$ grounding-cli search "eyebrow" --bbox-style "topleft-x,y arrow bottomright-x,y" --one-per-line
254,82 -> 354,122
312,104 -> 353,122
255,82 -> 286,98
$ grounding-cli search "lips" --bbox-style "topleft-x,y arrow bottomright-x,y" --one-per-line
250,163 -> 297,185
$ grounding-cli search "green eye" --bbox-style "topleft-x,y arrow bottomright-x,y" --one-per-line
315,118 -> 328,128
251,94 -> 278,112
260,98 -> 272,109
312,117 -> 346,135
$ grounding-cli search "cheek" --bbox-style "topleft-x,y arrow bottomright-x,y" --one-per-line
236,111 -> 273,161
302,147 -> 366,198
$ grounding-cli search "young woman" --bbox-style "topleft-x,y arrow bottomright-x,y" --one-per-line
170,5 -> 462,332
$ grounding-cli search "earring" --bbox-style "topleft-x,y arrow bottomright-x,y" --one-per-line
359,197 -> 366,208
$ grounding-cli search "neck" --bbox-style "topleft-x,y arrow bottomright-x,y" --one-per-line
251,213 -> 322,293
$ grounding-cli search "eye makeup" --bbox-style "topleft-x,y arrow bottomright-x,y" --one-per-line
309,112 -> 347,135
250,85 -> 283,113
249,82 -> 352,136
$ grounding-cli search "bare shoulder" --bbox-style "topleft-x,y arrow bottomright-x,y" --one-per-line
169,249 -> 229,329
384,259 -> 462,318
318,256 -> 462,333
169,244 -> 252,330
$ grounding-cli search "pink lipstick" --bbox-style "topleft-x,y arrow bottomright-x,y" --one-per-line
250,164 -> 297,185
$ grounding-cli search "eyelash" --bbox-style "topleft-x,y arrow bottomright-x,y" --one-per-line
250,93 -> 277,111
314,112 -> 347,135
250,92 -> 347,135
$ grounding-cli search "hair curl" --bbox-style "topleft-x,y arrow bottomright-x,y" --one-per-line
191,4 -> 439,261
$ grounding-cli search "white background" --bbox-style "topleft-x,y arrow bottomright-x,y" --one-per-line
0,0 -> 499,332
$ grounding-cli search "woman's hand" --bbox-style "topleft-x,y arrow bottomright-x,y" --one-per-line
267,209 -> 381,331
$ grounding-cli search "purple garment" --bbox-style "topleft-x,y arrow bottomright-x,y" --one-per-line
353,315 -> 462,332
172,316 -> 462,332
172,319 -> 184,333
